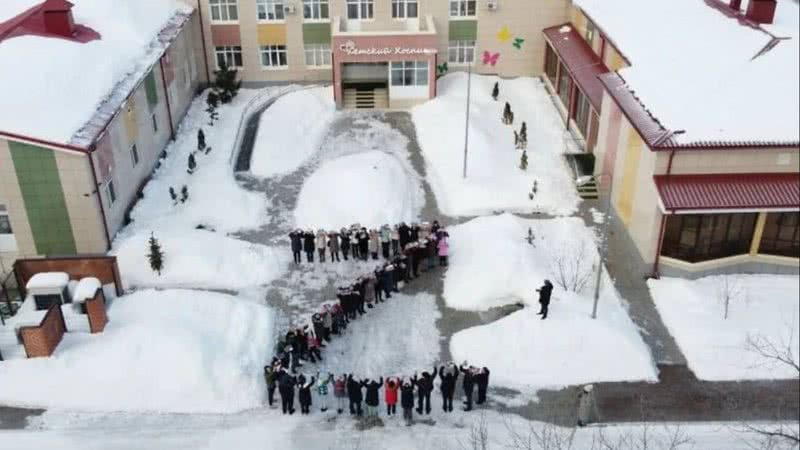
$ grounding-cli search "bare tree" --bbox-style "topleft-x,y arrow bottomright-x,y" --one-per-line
745,322 -> 800,375
459,413 -> 490,450
734,422 -> 800,450
593,422 -> 694,450
715,275 -> 745,320
546,239 -> 594,293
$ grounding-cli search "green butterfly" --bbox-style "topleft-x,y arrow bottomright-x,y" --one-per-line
512,38 -> 525,50
437,62 -> 449,75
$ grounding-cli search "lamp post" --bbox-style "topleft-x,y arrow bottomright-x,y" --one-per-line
591,173 -> 612,319
462,53 -> 474,179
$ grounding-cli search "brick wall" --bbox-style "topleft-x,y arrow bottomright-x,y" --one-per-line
14,255 -> 123,298
85,290 -> 108,334
20,304 -> 66,358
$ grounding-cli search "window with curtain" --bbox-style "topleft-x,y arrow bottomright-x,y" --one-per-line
260,45 -> 288,68
392,0 -> 418,18
759,212 -> 800,258
215,46 -> 243,68
390,61 -> 428,86
448,40 -> 475,64
449,0 -> 476,17
304,44 -> 331,66
209,0 -> 238,21
303,0 -> 329,19
661,213 -> 758,262
257,0 -> 284,21
347,0 -> 374,19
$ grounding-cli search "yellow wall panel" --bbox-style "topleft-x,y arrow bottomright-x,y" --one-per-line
257,24 -> 287,46
571,7 -> 587,37
750,212 -> 768,255
617,127 -> 643,226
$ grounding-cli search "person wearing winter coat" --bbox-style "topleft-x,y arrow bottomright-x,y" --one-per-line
334,374 -> 348,414
400,378 -> 415,421
364,275 -> 376,308
340,228 -> 351,261
373,268 -> 384,303
398,222 -> 411,249
332,303 -> 347,333
289,230 -> 303,265
277,368 -> 297,414
316,230 -> 327,262
476,367 -> 491,405
298,374 -> 316,414
312,314 -> 326,347
368,229 -> 380,260
381,265 -> 395,299
537,279 -> 554,319
347,374 -> 364,416
460,364 -> 476,411
385,377 -> 400,415
305,328 -> 322,363
380,225 -> 392,258
391,225 -> 400,256
432,220 -> 441,236
350,226 -> 361,260
354,280 -> 366,315
437,236 -> 449,267
264,362 -> 278,407
303,230 -> 315,263
419,222 -> 431,241
316,372 -> 333,412
363,377 -> 383,417
358,228 -> 369,261
321,305 -> 333,341
410,223 -> 420,242
403,243 -> 417,280
438,363 -> 459,413
414,368 -> 437,415
328,230 -> 340,262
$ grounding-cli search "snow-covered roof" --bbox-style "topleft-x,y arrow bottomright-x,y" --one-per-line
73,277 -> 101,302
0,0 -> 192,146
26,272 -> 69,290
574,0 -> 800,146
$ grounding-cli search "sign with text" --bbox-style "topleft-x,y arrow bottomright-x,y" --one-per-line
339,40 -> 437,56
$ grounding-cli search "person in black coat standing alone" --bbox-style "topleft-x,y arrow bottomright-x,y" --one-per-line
414,368 -> 437,415
460,363 -> 476,411
277,367 -> 297,414
438,363 -> 459,413
537,279 -> 554,319
347,374 -> 364,416
289,230 -> 303,264
303,230 -> 315,263
400,378 -> 416,422
476,367 -> 490,405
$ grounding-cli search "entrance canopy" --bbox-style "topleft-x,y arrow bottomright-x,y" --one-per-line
654,173 -> 800,213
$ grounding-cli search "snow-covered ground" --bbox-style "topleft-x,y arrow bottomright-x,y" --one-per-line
249,87 -> 336,178
445,214 -> 657,391
0,289 -> 274,413
649,275 -> 800,381
412,73 -> 581,217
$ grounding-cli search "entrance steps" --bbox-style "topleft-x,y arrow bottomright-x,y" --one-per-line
577,178 -> 599,199
343,88 -> 388,110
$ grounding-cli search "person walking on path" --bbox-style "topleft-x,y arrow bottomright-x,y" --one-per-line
347,374 -> 364,416
328,230 -> 340,262
340,228 -> 351,261
364,377 -> 383,417
385,377 -> 400,416
438,363 -> 459,413
289,230 -> 303,265
298,374 -> 316,415
437,235 -> 449,267
303,230 -> 315,263
476,367 -> 490,405
334,374 -> 347,414
414,368 -> 437,415
460,363 -> 476,411
316,372 -> 333,412
400,378 -> 415,423
277,367 -> 297,415
537,279 -> 554,319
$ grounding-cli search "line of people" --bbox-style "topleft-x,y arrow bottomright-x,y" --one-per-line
264,361 -> 491,422
288,221 -> 449,265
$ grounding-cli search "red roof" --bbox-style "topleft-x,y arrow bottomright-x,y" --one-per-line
0,0 -> 99,43
543,24 -> 609,112
42,0 -> 74,11
654,173 -> 800,212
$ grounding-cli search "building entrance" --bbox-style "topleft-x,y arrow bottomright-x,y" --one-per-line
341,63 -> 388,109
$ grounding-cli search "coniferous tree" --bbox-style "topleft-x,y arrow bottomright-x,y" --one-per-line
518,122 -> 528,150
187,153 -> 197,174
213,61 -> 241,104
197,128 -> 206,152
147,233 -> 164,276
180,185 -> 189,203
519,150 -> 528,171
169,186 -> 177,205
514,130 -> 520,149
491,82 -> 500,101
502,102 -> 514,125
206,92 -> 220,126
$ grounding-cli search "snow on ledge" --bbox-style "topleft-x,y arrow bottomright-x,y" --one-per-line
25,272 -> 69,290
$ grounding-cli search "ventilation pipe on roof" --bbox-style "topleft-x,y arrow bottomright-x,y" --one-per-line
42,0 -> 76,38
746,0 -> 778,24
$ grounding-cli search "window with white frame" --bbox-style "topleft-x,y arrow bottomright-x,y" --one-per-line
257,0 -> 284,21
390,61 -> 428,86
448,40 -> 475,64
449,0 -> 476,17
392,0 -> 418,18
105,180 -> 116,206
209,0 -> 238,22
215,46 -> 243,68
0,205 -> 12,235
130,143 -> 140,167
304,44 -> 331,66
260,45 -> 288,68
303,0 -> 329,19
346,0 -> 374,19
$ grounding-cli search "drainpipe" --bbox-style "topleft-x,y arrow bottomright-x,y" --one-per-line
85,148 -> 112,251
196,1 -> 212,86
652,149 -> 678,278
159,56 -> 176,140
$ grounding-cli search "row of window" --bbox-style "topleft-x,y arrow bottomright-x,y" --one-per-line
215,40 -> 475,70
390,61 -> 428,86
209,0 -> 476,22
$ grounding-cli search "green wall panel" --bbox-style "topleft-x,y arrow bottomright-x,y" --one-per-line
9,141 -> 77,255
144,69 -> 159,110
303,23 -> 332,44
449,20 -> 477,41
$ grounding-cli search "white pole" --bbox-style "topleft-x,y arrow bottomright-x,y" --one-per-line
462,57 -> 473,179
591,175 -> 611,319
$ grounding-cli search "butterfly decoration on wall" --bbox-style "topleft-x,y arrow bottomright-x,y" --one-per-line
496,26 -> 512,43
482,51 -> 500,66
512,37 -> 525,50
436,62 -> 449,76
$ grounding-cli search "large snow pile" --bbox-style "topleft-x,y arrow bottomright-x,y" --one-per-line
0,0 -> 191,143
0,289 -> 274,413
649,274 -> 800,380
446,214 -> 656,390
250,87 -> 336,178
574,0 -> 799,144
412,73 -> 580,217
113,229 -> 288,290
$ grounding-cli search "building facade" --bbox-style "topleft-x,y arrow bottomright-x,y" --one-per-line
196,0 -> 568,107
0,2 -> 204,277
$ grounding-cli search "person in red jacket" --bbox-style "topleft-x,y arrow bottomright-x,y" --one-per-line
384,377 -> 400,416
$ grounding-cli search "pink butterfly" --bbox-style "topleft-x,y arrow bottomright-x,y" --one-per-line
482,51 -> 500,66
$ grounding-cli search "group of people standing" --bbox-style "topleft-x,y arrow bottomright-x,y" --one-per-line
288,221 -> 450,267
264,362 -> 491,423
